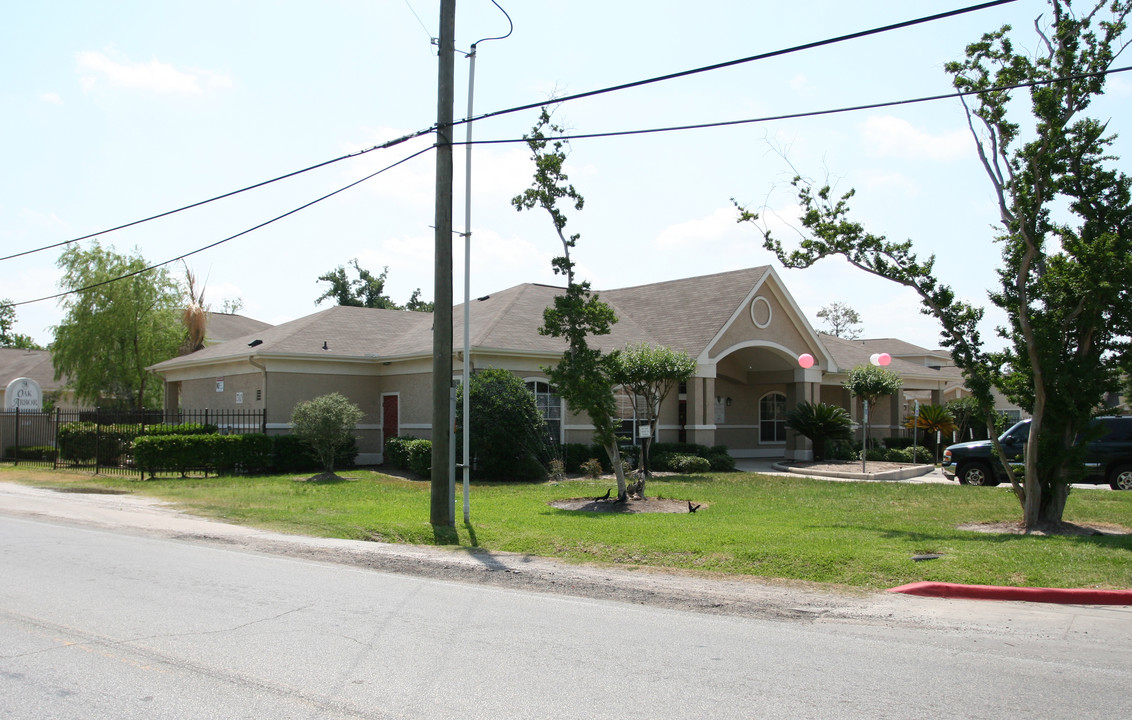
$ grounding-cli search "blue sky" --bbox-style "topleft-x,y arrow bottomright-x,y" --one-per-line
2,0 -> 1128,351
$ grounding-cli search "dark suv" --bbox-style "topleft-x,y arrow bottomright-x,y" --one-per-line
941,416 -> 1132,490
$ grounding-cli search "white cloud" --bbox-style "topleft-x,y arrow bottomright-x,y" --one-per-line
860,171 -> 919,197
39,92 -> 63,105
789,74 -> 807,91
654,206 -> 743,250
77,47 -> 233,95
859,115 -> 971,162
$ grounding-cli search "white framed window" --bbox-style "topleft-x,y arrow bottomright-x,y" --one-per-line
526,380 -> 562,443
760,392 -> 787,443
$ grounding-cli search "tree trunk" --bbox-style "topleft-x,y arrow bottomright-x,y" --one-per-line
605,442 -> 627,499
1038,482 -> 1070,528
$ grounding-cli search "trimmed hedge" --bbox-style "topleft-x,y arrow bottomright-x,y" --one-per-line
133,433 -> 356,478
57,421 -> 220,464
654,453 -> 712,473
384,436 -> 432,477
4,445 -> 57,461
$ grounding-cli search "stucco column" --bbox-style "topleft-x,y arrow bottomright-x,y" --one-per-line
685,375 -> 716,447
889,392 -> 903,439
786,368 -> 822,460
164,381 -> 180,419
931,388 -> 943,405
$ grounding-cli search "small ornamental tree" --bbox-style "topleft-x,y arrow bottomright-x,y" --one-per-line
611,344 -> 697,476
843,365 -> 903,455
290,393 -> 364,476
903,403 -> 956,462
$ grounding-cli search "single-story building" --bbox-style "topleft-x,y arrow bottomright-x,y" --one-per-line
151,266 -> 977,465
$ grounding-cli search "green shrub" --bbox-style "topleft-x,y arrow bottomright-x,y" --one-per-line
785,402 -> 853,460
139,423 -> 219,436
57,422 -> 137,465
384,436 -> 415,469
4,445 -> 57,461
664,454 -> 711,473
406,439 -> 432,477
547,458 -> 566,481
580,458 -> 603,479
457,368 -> 552,481
132,433 -> 304,478
828,440 -> 857,461
290,393 -> 364,474
865,447 -> 887,462
884,448 -> 911,462
271,434 -> 358,474
707,451 -> 735,472
883,436 -> 913,449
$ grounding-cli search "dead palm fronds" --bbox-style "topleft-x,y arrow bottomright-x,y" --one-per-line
179,262 -> 209,355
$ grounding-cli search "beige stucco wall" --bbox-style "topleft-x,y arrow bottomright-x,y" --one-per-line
710,285 -> 815,362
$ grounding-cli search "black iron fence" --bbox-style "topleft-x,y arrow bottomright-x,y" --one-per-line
0,407 -> 267,476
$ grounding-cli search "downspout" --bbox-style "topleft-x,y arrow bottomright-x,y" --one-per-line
250,355 -> 267,434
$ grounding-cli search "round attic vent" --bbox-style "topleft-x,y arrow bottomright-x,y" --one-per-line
750,295 -> 772,329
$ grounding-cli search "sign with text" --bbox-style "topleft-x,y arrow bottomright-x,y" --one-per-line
4,377 -> 43,412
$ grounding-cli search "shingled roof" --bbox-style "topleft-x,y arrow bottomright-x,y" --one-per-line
153,267 -> 775,370
0,348 -> 63,390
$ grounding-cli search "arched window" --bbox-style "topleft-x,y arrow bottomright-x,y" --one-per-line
760,392 -> 787,443
526,380 -> 562,443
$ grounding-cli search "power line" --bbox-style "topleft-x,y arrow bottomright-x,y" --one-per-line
462,65 -> 1132,146
1,0 -> 1013,264
0,130 -> 430,264
457,0 -> 1020,129
12,146 -> 433,308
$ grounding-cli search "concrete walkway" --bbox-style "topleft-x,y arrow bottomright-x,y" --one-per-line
735,458 -> 951,484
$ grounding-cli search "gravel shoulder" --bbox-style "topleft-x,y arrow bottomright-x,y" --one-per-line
1,478 -> 1129,645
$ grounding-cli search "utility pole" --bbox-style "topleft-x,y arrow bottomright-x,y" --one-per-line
431,0 -> 456,527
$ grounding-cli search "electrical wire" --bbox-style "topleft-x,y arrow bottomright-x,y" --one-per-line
0,131 -> 430,264
0,0 -> 1011,265
472,0 -> 513,48
455,0 -> 1019,130
461,65 -> 1132,146
12,146 -> 433,308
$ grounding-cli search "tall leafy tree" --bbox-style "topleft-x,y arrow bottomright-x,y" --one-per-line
315,260 -> 432,311
0,300 -> 43,349
51,242 -> 182,408
611,344 -> 697,476
737,0 -> 1132,530
512,107 -> 629,500
816,302 -> 862,339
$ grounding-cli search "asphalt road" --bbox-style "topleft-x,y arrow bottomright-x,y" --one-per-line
1,485 -> 1130,719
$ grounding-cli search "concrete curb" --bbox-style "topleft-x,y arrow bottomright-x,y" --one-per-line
889,581 -> 1132,605
771,462 -> 935,482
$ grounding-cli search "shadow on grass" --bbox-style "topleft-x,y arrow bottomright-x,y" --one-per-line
432,524 -> 460,545
861,524 -> 1132,550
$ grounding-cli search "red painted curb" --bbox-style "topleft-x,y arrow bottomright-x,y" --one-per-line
888,581 -> 1132,605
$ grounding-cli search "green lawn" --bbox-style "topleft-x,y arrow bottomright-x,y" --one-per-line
4,466 -> 1130,590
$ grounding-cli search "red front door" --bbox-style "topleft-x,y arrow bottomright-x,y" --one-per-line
382,395 -> 399,447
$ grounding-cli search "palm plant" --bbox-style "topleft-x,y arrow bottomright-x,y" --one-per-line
904,403 -> 956,462
785,401 -> 852,461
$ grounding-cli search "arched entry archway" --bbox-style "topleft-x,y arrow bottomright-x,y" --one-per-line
695,340 -> 822,460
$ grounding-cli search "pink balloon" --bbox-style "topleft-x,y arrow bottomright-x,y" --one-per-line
878,353 -> 892,366
798,353 -> 814,368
